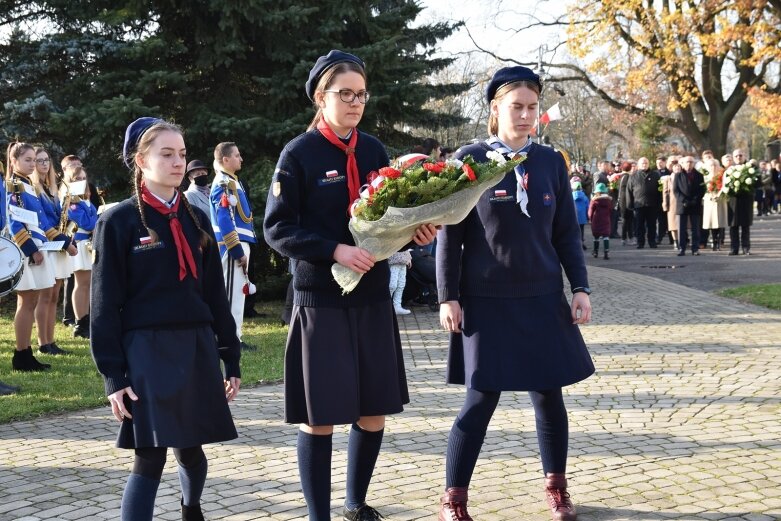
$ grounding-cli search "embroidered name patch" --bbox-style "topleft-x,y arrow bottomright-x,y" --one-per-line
489,188 -> 514,203
132,240 -> 165,253
317,170 -> 346,186
543,193 -> 553,206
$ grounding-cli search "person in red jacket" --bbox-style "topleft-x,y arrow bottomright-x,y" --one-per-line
588,182 -> 613,259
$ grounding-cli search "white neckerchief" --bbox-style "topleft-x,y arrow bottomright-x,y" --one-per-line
485,136 -> 533,217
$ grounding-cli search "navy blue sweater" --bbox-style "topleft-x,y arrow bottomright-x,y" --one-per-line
437,142 -> 589,301
90,197 -> 240,395
264,129 -> 391,308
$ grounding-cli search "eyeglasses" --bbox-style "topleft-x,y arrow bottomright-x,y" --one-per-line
35,158 -> 50,164
323,89 -> 370,104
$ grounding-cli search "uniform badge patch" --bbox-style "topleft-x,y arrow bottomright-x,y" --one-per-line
272,181 -> 281,197
543,193 -> 553,206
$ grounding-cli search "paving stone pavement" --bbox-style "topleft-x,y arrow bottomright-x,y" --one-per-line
1,266 -> 780,521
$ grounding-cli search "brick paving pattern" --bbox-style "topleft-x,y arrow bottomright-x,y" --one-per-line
1,265 -> 780,520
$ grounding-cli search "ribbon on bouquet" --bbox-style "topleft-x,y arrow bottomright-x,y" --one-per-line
485,136 -> 533,217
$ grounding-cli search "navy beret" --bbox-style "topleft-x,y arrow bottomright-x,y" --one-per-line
305,50 -> 365,101
485,66 -> 542,103
123,117 -> 162,168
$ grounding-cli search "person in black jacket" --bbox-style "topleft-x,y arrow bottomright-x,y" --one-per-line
653,156 -> 671,244
263,50 -> 436,521
436,66 -> 594,521
674,156 -> 706,256
627,157 -> 661,248
90,118 -> 241,521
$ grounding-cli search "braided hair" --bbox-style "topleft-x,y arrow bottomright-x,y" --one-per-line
128,121 -> 211,249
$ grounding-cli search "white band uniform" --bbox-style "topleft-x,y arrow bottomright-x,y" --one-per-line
222,242 -> 250,341
15,238 -> 56,292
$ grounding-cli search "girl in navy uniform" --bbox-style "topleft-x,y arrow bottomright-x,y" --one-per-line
90,118 -> 241,521
65,166 -> 98,338
32,146 -> 77,355
264,50 -> 436,521
436,67 -> 594,521
6,142 -> 75,372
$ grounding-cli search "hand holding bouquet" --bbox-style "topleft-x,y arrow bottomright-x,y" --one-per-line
332,152 -> 523,293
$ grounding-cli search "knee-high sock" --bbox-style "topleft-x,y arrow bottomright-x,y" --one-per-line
446,388 -> 501,488
345,424 -> 384,510
297,431 -> 332,521
121,473 -> 160,521
529,388 -> 569,474
174,447 -> 208,507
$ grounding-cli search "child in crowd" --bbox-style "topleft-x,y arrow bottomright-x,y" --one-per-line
388,249 -> 412,315
571,178 -> 589,250
588,182 -> 612,259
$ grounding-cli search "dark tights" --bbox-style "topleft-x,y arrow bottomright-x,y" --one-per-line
121,446 -> 207,521
445,387 -> 568,488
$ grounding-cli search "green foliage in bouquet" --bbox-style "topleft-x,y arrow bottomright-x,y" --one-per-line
353,155 -> 523,221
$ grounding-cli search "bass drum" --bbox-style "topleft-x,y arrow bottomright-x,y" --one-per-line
0,236 -> 25,297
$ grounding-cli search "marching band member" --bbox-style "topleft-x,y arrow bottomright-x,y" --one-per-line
65,167 -> 99,338
209,142 -> 257,350
32,147 -> 75,355
6,142 -> 75,372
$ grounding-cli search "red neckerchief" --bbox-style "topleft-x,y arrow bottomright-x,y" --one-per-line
316,119 -> 360,209
140,185 -> 197,281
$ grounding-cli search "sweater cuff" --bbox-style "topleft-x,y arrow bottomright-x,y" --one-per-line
104,375 -> 131,397
219,348 -> 241,379
438,287 -> 459,304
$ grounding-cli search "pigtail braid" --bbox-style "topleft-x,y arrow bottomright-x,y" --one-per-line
178,187 -> 212,249
133,168 -> 159,243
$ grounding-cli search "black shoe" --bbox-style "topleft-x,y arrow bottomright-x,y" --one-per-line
728,251 -> 739,256
677,250 -> 686,256
62,318 -> 75,327
743,249 -> 751,255
344,504 -> 384,520
582,243 -> 588,250
592,250 -> 598,258
73,314 -> 90,339
636,245 -> 644,249
12,347 -> 51,371
239,341 -> 257,351
692,250 -> 700,256
243,308 -> 268,319
603,252 -> 610,260
39,343 -> 70,355
181,500 -> 206,521
0,381 -> 19,395
649,243 -> 657,249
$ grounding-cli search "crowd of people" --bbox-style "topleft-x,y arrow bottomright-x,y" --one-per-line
1,46 -> 771,521
569,149 -> 779,258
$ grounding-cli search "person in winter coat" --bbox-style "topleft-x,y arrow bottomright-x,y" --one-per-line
588,182 -> 613,259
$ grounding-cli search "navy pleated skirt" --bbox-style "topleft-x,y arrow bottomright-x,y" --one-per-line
447,293 -> 595,391
284,299 -> 409,426
116,326 -> 238,449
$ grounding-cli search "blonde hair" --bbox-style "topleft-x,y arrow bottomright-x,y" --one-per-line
129,121 -> 211,249
307,61 -> 367,131
32,147 -> 59,198
487,80 -> 541,136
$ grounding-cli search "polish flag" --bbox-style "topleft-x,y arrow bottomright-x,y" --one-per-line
325,170 -> 339,178
495,189 -> 507,197
395,153 -> 429,169
539,102 -> 563,125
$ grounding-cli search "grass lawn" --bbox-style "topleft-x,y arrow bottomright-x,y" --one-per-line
718,283 -> 781,311
0,300 -> 287,424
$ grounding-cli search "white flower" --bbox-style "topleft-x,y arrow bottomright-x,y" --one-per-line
734,181 -> 740,189
446,158 -> 464,169
723,173 -> 731,182
485,150 -> 507,165
746,178 -> 753,184
748,167 -> 756,174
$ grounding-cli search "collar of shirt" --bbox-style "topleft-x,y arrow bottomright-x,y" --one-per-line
148,190 -> 178,209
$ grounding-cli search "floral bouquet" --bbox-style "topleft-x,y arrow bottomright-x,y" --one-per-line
332,152 -> 523,293
608,173 -> 622,192
703,169 -> 724,195
719,163 -> 758,197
